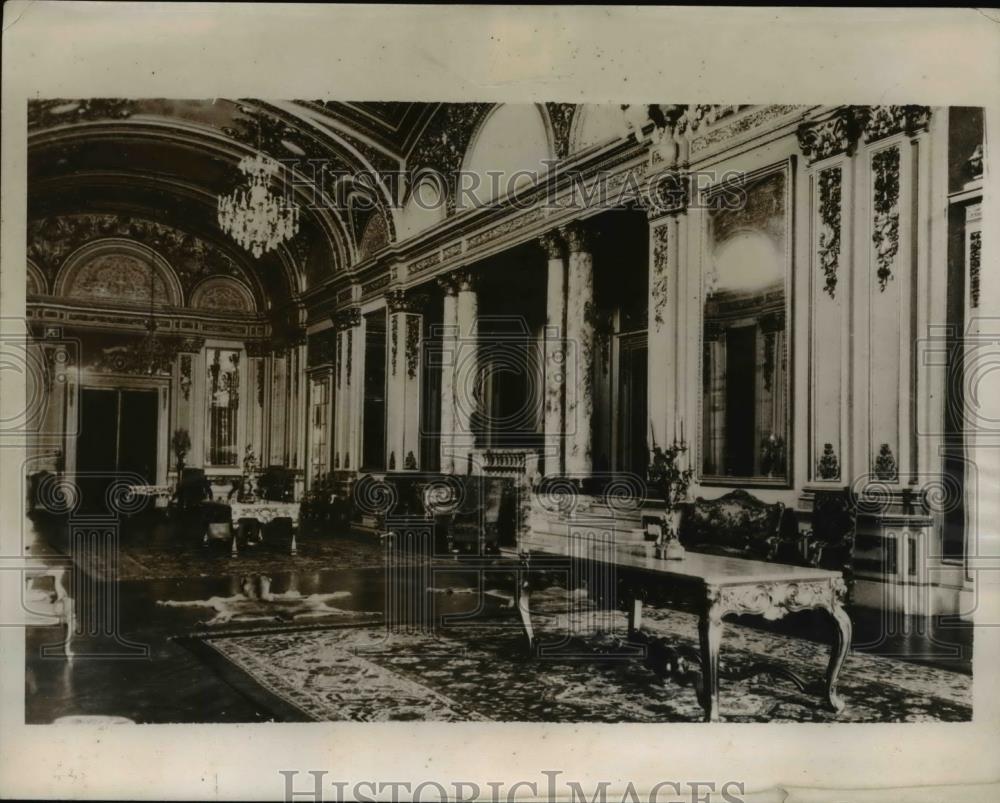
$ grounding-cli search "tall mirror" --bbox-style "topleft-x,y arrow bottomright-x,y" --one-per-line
701,166 -> 790,483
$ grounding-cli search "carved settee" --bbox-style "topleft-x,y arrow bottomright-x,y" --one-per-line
676,489 -> 800,564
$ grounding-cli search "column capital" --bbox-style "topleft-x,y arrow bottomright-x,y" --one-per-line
455,267 -> 478,293
386,288 -> 429,314
796,107 -> 861,165
538,230 -> 565,261
244,339 -> 269,358
645,171 -> 689,218
176,335 -> 206,354
436,272 -> 462,296
437,267 -> 478,295
279,327 -> 307,348
559,221 -> 592,254
332,306 -> 361,330
860,104 -> 931,144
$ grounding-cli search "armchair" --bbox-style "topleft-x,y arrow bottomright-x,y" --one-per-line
171,468 -> 232,544
800,488 -> 857,598
439,475 -> 515,556
256,465 -> 296,502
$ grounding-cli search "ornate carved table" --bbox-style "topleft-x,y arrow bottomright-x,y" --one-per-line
518,543 -> 851,722
126,484 -> 174,508
224,500 -> 302,557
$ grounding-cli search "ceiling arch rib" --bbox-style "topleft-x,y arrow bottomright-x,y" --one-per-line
28,106 -> 356,291
27,171 -> 286,311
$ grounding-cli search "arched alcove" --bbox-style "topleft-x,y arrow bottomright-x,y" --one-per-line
190,275 -> 257,313
55,239 -> 183,307
358,211 -> 391,261
396,173 -> 448,241
457,104 -> 553,211
26,260 -> 47,296
570,104 -> 627,154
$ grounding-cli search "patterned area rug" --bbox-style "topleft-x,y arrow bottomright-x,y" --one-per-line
115,534 -> 404,581
190,588 -> 972,723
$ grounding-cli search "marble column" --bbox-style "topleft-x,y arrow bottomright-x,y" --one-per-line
540,230 -> 567,477
385,289 -> 426,471
453,269 -> 480,474
243,339 -> 268,472
646,203 -> 685,452
331,307 -> 362,471
437,275 -> 460,473
560,221 -> 595,478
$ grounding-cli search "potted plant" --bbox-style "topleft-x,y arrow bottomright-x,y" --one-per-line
171,428 -> 191,479
647,434 -> 693,559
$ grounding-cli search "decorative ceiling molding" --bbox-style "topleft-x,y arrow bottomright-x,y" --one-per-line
55,239 -> 184,307
358,212 -> 391,261
861,105 -> 932,143
28,213 -> 258,305
796,107 -> 862,164
190,276 -> 257,313
545,103 -> 577,160
28,98 -> 136,131
407,103 -> 494,214
28,105 -> 358,278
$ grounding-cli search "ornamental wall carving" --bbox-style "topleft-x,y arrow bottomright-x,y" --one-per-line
190,276 -> 257,313
57,247 -> 181,307
28,214 -> 256,302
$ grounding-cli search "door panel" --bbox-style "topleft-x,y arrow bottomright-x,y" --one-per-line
77,388 -> 120,511
77,387 -> 159,513
119,389 -> 159,484
617,335 -> 648,477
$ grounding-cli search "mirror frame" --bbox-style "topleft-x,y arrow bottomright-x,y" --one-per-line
696,158 -> 794,489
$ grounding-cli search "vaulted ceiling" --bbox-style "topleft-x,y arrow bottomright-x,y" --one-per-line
27,99 -> 589,316
27,99 -> 425,311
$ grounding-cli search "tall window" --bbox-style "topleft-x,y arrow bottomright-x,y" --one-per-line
207,348 -> 240,467
309,375 -> 330,480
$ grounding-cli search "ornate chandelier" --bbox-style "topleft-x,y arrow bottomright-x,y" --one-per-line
218,153 -> 299,258
139,251 -> 171,375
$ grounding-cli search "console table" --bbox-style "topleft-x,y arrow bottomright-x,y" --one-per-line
224,500 -> 301,557
517,543 -> 851,722
126,484 -> 174,507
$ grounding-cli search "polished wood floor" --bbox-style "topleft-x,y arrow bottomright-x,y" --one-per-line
23,513 -> 973,724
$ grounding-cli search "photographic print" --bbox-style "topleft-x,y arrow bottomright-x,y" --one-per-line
2,5 -> 999,802
20,98 -> 980,725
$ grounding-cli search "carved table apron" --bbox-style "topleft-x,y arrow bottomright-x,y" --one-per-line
126,484 -> 174,508
516,545 -> 851,723
220,501 -> 302,557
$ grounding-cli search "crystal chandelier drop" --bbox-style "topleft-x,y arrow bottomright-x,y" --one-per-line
139,252 -> 170,375
218,153 -> 300,258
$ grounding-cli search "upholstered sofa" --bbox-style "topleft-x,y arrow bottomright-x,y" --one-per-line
675,489 -> 800,564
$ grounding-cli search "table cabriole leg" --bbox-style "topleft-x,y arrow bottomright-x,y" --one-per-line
699,589 -> 724,722
826,600 -> 852,713
627,589 -> 643,637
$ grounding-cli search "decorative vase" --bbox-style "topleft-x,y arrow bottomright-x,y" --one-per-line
662,539 -> 687,560
664,507 -> 683,535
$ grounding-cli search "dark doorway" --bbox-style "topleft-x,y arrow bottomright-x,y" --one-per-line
77,387 -> 159,512
420,295 -> 443,471
725,326 -> 756,476
362,310 -> 387,470
617,333 -> 648,477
